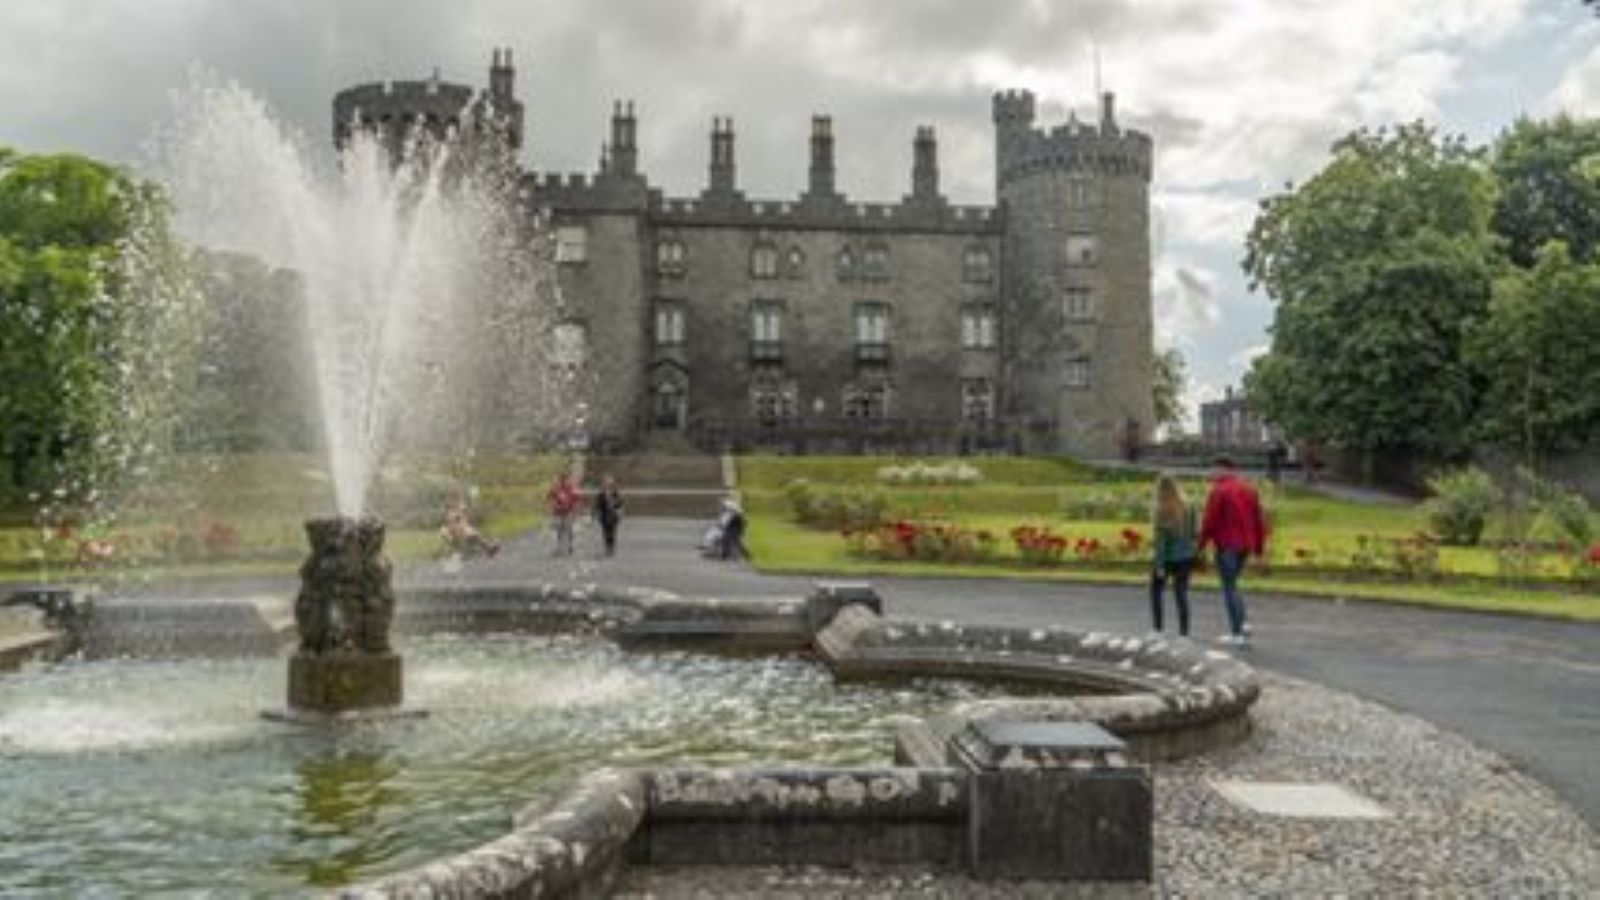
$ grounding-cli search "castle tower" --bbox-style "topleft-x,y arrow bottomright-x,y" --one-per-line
994,89 -> 1153,457
484,47 -> 525,151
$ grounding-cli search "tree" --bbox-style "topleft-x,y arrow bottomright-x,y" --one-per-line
1490,116 -> 1600,268
1151,346 -> 1188,436
1242,123 -> 1498,461
0,147 -> 201,504
1467,241 -> 1600,461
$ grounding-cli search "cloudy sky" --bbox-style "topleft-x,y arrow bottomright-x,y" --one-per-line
3,0 -> 1597,425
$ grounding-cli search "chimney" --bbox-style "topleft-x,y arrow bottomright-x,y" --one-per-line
912,125 -> 939,200
610,100 -> 638,177
1100,91 -> 1118,136
490,47 -> 515,100
808,115 -> 836,198
708,117 -> 737,194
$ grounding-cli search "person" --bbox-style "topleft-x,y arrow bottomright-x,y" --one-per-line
1198,455 -> 1267,647
593,474 -> 625,557
717,497 -> 748,560
546,470 -> 582,556
1149,473 -> 1197,637
441,499 -> 500,559
1266,439 -> 1287,485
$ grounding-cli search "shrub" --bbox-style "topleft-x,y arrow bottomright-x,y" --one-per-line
1061,489 -> 1147,522
877,461 -> 983,486
786,478 -> 886,531
1538,488 -> 1594,549
1425,468 -> 1499,546
1389,533 -> 1440,581
846,520 -> 996,563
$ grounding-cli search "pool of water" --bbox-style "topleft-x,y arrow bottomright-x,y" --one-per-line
0,633 -> 1007,893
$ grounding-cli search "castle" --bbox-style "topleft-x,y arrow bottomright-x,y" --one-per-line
333,50 -> 1153,457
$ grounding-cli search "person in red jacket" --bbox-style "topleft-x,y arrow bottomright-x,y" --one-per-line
1198,456 -> 1267,646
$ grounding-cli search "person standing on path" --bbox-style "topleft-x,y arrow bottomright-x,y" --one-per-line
546,470 -> 582,556
1198,456 -> 1268,646
1149,474 -> 1197,637
593,474 -> 625,557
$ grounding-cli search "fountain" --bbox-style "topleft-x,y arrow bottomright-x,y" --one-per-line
0,72 -> 1262,895
269,516 -> 417,721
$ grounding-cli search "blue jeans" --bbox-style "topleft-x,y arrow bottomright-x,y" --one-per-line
1217,549 -> 1249,636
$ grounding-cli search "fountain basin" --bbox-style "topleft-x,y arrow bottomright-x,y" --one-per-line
0,583 -> 1259,894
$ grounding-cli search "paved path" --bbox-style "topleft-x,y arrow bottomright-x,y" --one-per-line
107,516 -> 1600,831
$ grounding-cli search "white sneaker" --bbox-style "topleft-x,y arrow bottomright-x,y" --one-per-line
1242,622 -> 1254,637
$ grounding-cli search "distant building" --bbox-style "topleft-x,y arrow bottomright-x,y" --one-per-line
333,50 -> 1156,456
1199,386 -> 1273,448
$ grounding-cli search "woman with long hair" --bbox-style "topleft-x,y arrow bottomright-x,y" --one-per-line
1150,473 -> 1198,636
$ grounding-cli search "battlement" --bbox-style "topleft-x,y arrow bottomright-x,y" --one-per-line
992,89 -> 1037,126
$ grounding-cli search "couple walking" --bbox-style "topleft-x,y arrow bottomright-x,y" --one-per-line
546,471 -> 626,557
1148,456 -> 1267,647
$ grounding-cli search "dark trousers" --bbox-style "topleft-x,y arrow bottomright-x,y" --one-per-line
1150,558 -> 1193,636
599,518 -> 618,555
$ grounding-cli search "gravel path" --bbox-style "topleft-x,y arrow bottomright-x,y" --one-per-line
617,672 -> 1600,897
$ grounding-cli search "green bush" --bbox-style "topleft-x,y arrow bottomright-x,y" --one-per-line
1425,468 -> 1499,546
784,478 -> 886,531
1538,487 -> 1594,549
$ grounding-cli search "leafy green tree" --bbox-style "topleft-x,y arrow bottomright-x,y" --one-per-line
1151,346 -> 1187,435
1243,123 -> 1497,461
1467,241 -> 1600,460
0,148 -> 202,505
1491,116 -> 1600,267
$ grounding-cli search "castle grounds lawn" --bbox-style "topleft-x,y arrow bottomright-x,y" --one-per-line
738,455 -> 1600,622
0,452 -> 562,582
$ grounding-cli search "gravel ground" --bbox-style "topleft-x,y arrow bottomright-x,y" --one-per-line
617,673 -> 1600,897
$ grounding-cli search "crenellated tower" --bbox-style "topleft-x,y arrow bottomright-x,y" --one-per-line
994,89 -> 1153,456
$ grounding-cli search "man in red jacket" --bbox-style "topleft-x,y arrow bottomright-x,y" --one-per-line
1198,456 -> 1268,646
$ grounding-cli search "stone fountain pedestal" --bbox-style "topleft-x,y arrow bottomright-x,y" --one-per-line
264,516 -> 424,724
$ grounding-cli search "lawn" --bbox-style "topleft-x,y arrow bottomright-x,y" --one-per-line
738,455 -> 1600,621
0,452 -> 566,582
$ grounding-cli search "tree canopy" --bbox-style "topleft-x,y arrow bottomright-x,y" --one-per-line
1242,123 -> 1497,457
1491,115 -> 1600,267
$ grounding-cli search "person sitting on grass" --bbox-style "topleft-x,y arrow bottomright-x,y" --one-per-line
441,499 -> 500,559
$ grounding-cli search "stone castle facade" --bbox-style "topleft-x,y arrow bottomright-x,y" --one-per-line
333,50 -> 1153,456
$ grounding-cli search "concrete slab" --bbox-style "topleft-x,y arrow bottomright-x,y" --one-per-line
1210,780 -> 1392,819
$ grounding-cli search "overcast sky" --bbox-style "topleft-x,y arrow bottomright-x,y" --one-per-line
3,0 -> 1597,425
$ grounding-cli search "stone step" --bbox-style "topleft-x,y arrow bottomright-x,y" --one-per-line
584,453 -> 724,490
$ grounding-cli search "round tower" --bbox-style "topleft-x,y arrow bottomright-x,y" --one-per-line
993,89 -> 1153,457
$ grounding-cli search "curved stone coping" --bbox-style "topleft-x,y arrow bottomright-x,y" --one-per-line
343,767 -> 644,899
347,767 -> 969,896
816,605 -> 1259,754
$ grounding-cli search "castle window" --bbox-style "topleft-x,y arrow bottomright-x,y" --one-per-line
1063,287 -> 1095,321
836,245 -> 857,280
962,245 -> 994,283
751,382 -> 797,425
750,300 -> 783,362
1067,178 -> 1098,208
843,384 -> 890,419
855,302 -> 890,362
784,246 -> 806,279
750,242 -> 780,279
555,225 -> 588,264
961,305 -> 996,350
862,242 -> 892,281
656,239 -> 687,277
654,301 -> 685,347
1064,234 -> 1098,267
961,378 -> 995,422
1064,357 -> 1092,389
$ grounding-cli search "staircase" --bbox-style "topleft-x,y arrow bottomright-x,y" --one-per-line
582,449 -> 728,518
